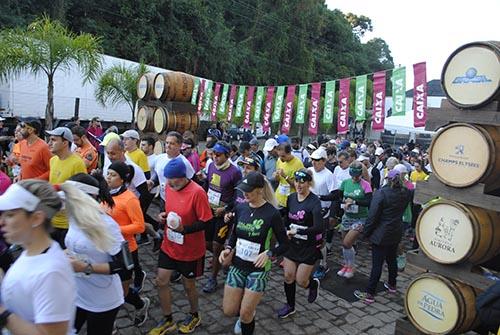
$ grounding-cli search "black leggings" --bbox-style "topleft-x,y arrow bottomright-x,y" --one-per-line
74,306 -> 120,335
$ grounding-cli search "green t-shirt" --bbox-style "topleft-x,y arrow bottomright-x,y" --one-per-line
340,178 -> 372,219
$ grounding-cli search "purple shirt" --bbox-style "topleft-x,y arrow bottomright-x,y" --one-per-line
207,163 -> 242,207
185,151 -> 200,173
0,171 -> 11,195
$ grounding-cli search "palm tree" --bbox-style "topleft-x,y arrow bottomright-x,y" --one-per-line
95,63 -> 147,124
0,16 -> 102,129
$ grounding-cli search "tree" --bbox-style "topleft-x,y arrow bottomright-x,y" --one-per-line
95,63 -> 147,124
0,16 -> 102,129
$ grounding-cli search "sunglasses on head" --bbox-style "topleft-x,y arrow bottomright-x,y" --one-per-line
294,171 -> 312,182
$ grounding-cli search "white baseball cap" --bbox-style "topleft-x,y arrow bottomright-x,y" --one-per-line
357,154 -> 370,162
0,184 -> 41,212
375,147 -> 385,156
310,148 -> 327,160
394,163 -> 408,174
263,138 -> 279,152
121,129 -> 140,140
46,127 -> 74,142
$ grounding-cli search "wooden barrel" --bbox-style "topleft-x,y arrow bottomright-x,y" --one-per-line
429,123 -> 500,188
136,73 -> 157,100
153,72 -> 194,102
405,273 -> 478,335
441,41 -> 499,109
136,106 -> 155,132
153,107 -> 199,134
153,140 -> 165,154
416,199 -> 500,264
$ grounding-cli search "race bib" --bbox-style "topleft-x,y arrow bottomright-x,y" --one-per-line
207,188 -> 222,207
278,184 -> 290,196
236,238 -> 261,262
167,228 -> 184,245
342,204 -> 359,213
290,223 -> 308,240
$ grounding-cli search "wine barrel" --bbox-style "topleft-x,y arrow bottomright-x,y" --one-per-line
405,273 -> 479,335
429,123 -> 500,188
153,140 -> 165,155
136,106 -> 155,132
154,72 -> 194,102
441,41 -> 499,109
136,73 -> 157,100
153,107 -> 199,134
416,199 -> 500,264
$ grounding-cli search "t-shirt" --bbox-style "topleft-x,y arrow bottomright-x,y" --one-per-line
19,138 -> 52,180
126,149 -> 150,173
50,154 -> 87,229
0,170 -> 12,195
75,142 -> 98,172
332,165 -> 351,190
275,156 -> 304,208
410,170 -> 428,183
339,178 -> 372,219
154,153 -> 195,201
162,181 -> 213,261
207,163 -> 242,209
1,242 -> 76,334
285,192 -> 323,248
308,167 -> 335,211
64,214 -> 124,313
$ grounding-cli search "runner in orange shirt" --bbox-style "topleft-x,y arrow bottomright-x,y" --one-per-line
71,126 -> 98,172
18,117 -> 51,181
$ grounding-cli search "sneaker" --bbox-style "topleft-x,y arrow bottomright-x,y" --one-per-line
170,270 -> 182,283
313,265 -> 330,280
152,237 -> 162,252
233,318 -> 241,335
177,313 -> 201,334
137,235 -> 151,246
277,304 -> 296,319
134,297 -> 150,326
307,278 -> 320,303
354,290 -> 375,304
134,270 -> 147,292
342,267 -> 354,279
202,277 -> 217,293
337,266 -> 348,277
397,255 -> 406,272
148,317 -> 177,335
384,282 -> 397,293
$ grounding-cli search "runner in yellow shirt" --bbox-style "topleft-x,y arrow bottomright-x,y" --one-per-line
122,129 -> 151,178
273,143 -> 304,208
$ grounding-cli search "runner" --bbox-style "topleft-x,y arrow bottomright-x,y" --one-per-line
71,126 -> 98,172
122,130 -> 151,179
278,169 -> 323,318
219,171 -> 289,335
274,143 -> 304,208
17,117 -> 51,180
148,158 -> 213,334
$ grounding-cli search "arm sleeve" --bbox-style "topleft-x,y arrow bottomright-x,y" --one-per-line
363,190 -> 384,238
136,182 -> 150,211
319,189 -> 340,201
33,271 -> 75,324
270,211 -> 289,256
356,192 -> 372,207
121,198 -> 145,235
183,220 -> 207,234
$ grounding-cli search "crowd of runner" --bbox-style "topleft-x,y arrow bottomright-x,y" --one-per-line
0,117 -> 434,335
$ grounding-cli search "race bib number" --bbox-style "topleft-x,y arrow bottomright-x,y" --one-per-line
167,228 -> 184,245
236,238 -> 261,262
207,188 -> 222,206
290,224 -> 308,240
279,184 -> 290,196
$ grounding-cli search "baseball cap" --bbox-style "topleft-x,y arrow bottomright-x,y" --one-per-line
213,142 -> 230,154
294,170 -> 313,182
121,129 -> 140,140
263,138 -> 278,152
249,138 -> 259,146
276,134 -> 289,144
306,143 -> 317,151
357,154 -> 370,162
339,140 -> 350,150
236,171 -> 265,193
0,184 -> 41,212
237,156 -> 260,169
100,132 -> 120,146
375,147 -> 385,156
394,163 -> 408,174
163,157 -> 187,179
310,148 -> 327,160
387,169 -> 401,179
46,127 -> 73,142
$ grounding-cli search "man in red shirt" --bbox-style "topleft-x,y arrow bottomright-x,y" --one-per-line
18,117 -> 51,181
150,157 -> 212,335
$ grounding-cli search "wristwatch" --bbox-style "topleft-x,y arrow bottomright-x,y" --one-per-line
0,309 -> 12,329
84,262 -> 94,276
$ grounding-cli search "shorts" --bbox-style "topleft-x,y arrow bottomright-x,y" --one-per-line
225,266 -> 269,292
341,216 -> 366,232
158,250 -> 204,279
284,243 -> 322,265
205,217 -> 232,244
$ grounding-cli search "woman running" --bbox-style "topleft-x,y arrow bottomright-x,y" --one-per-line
278,169 -> 324,318
219,172 -> 288,335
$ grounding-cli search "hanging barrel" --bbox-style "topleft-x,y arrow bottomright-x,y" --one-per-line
441,41 -> 499,109
136,106 -> 155,132
405,273 -> 479,335
429,123 -> 500,188
153,140 -> 165,155
136,73 -> 157,100
154,72 -> 194,102
153,106 -> 199,134
416,199 -> 500,264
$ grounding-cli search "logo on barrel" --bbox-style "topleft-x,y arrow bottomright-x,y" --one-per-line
452,67 -> 492,84
418,291 -> 445,320
430,217 -> 459,254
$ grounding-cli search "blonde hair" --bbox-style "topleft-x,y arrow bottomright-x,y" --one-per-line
262,179 -> 278,209
386,157 -> 399,170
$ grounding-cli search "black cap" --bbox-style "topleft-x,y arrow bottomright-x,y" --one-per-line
236,171 -> 265,193
19,117 -> 42,134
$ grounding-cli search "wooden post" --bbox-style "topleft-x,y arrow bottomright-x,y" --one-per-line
74,97 -> 80,119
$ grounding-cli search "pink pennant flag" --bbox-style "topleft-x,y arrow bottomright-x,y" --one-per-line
226,85 -> 237,122
337,78 -> 350,134
308,83 -> 321,136
262,86 -> 274,133
243,86 -> 255,129
197,79 -> 206,116
371,71 -> 386,132
413,62 -> 427,128
211,82 -> 221,121
281,85 -> 296,134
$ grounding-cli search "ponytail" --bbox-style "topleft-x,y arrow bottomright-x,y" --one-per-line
262,179 -> 278,209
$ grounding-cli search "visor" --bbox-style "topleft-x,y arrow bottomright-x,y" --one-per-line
0,184 -> 40,212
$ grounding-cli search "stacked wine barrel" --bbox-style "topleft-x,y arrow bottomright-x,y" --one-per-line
136,71 -> 199,151
404,41 -> 500,335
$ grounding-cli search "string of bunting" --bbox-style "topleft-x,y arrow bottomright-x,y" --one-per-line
190,62 -> 428,136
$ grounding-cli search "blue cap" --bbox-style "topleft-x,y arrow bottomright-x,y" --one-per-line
276,134 -> 289,144
339,139 -> 350,150
164,158 -> 186,179
213,142 -> 230,154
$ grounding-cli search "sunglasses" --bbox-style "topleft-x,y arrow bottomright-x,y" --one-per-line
294,171 -> 312,182
311,158 -> 323,162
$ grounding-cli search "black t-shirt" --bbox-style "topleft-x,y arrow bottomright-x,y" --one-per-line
284,192 -> 324,248
228,202 -> 288,272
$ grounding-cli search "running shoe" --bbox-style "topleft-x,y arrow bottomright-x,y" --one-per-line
337,265 -> 348,277
308,278 -> 320,303
170,270 -> 182,283
397,254 -> 406,272
177,313 -> 201,334
353,290 -> 374,304
313,265 -> 330,280
152,237 -> 162,253
342,267 -> 354,279
134,270 -> 147,293
384,282 -> 397,294
202,277 -> 217,293
233,318 -> 242,335
148,317 -> 177,335
277,304 -> 296,319
134,297 -> 150,326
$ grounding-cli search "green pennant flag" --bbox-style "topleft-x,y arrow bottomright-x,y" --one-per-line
235,86 -> 246,118
191,77 -> 200,105
272,86 -> 285,123
203,80 -> 213,112
218,84 -> 229,116
253,86 -> 265,122
355,75 -> 367,121
295,84 -> 308,124
391,67 -> 406,116
323,81 -> 335,124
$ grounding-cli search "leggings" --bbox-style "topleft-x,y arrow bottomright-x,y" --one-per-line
74,306 -> 120,335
